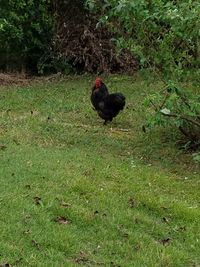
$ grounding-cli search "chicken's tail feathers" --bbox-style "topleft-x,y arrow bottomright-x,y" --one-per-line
110,93 -> 126,110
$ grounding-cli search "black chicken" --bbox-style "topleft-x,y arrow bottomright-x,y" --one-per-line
91,77 -> 126,125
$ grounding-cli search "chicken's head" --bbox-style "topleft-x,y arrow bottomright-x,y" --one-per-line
95,77 -> 102,89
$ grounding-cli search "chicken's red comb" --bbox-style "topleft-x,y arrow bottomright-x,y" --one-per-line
95,77 -> 102,88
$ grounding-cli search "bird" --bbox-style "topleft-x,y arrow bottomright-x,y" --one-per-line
91,77 -> 126,125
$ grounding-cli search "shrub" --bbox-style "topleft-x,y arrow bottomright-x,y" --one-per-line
85,0 -> 200,73
144,81 -> 200,149
0,0 -> 54,72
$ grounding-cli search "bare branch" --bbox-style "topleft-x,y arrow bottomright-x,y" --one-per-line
159,92 -> 170,110
149,100 -> 159,111
160,112 -> 200,128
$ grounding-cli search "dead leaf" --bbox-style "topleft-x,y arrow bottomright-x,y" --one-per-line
0,145 -> 7,151
160,206 -> 168,210
13,139 -> 20,145
162,217 -> 170,224
0,264 -> 12,267
122,233 -> 129,238
31,239 -> 40,250
23,229 -> 31,235
54,216 -> 70,225
74,251 -> 105,265
117,224 -> 129,239
60,201 -> 71,208
176,226 -> 186,232
110,262 -> 121,267
33,196 -> 42,205
117,224 -> 124,230
75,251 -> 89,264
159,238 -> 171,246
128,198 -> 136,208
23,214 -> 31,224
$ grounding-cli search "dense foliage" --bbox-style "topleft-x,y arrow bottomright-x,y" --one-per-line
0,0 -> 53,72
86,0 -> 200,74
1,0 -> 199,74
144,82 -> 200,149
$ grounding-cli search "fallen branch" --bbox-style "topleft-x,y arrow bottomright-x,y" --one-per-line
160,112 -> 200,128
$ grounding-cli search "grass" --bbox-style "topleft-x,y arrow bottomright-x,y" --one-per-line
0,74 -> 199,267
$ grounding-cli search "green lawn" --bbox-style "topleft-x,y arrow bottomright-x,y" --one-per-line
0,75 -> 199,267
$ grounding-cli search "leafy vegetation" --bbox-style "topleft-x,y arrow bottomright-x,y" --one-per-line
86,0 -> 200,73
0,76 -> 199,266
1,0 -> 199,74
144,81 -> 200,150
0,0 -> 53,72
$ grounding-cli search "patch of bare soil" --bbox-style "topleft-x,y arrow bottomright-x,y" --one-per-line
0,73 -> 31,87
0,73 -> 63,87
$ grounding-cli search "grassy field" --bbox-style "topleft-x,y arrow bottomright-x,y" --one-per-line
0,75 -> 199,267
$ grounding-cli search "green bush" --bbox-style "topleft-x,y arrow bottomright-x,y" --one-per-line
144,81 -> 200,149
85,0 -> 200,73
0,0 -> 54,72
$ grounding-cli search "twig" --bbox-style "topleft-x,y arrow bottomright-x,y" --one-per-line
149,100 -> 159,111
159,92 -> 170,110
111,128 -> 129,132
160,112 -> 200,128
